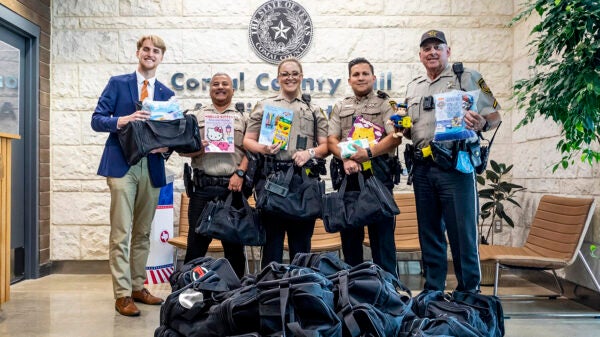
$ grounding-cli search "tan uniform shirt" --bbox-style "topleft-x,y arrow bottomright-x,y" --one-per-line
190,103 -> 246,176
328,91 -> 396,156
405,65 -> 500,150
247,93 -> 328,161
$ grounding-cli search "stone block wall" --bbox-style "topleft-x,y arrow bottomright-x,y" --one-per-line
50,0 -> 600,291
508,0 -> 600,290
50,0 -> 514,260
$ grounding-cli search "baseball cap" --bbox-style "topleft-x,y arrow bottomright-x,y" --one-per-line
420,30 -> 447,46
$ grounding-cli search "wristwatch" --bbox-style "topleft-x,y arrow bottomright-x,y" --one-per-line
234,169 -> 245,178
366,147 -> 373,159
482,120 -> 491,132
308,148 -> 316,159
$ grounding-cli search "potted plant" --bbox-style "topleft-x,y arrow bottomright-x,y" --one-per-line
476,160 -> 526,284
477,160 -> 526,245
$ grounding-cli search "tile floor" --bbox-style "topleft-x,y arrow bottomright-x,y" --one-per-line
1,271 -> 599,337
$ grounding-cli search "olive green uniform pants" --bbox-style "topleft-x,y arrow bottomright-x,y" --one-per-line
107,157 -> 160,299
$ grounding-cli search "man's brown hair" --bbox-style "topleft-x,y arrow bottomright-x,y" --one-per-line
136,35 -> 166,54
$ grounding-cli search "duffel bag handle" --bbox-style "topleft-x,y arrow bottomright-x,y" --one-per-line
357,171 -> 365,191
145,117 -> 187,139
338,171 -> 364,195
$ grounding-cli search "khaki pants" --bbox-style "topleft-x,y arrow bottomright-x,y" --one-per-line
107,157 -> 160,299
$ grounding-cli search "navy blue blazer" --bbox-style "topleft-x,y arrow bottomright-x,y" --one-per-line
91,72 -> 175,187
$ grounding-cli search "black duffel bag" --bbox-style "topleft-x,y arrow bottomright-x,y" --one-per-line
291,252 -> 351,277
256,165 -> 324,222
322,172 -> 400,233
451,291 -> 505,337
255,264 -> 342,337
195,264 -> 341,337
169,256 -> 242,292
118,113 -> 202,165
197,192 -> 266,247
329,262 -> 414,337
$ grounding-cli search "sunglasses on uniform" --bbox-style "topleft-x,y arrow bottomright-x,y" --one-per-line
421,44 -> 446,52
278,71 -> 302,79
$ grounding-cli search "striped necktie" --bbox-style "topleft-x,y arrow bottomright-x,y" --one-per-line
140,80 -> 149,101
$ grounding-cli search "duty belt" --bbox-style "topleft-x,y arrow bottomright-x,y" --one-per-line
263,157 -> 294,176
194,174 -> 230,188
414,145 -> 432,161
273,161 -> 293,171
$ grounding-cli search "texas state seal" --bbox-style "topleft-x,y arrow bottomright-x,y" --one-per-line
249,0 -> 314,64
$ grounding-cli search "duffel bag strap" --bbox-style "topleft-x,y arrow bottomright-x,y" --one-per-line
145,117 -> 187,139
279,280 -> 291,337
336,271 -> 362,337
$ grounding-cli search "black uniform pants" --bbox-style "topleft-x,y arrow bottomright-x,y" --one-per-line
184,185 -> 246,278
260,211 -> 315,268
339,173 -> 398,277
412,160 -> 480,292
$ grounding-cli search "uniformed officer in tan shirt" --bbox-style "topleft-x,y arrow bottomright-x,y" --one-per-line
328,57 -> 402,277
180,72 -> 248,278
404,30 -> 501,292
244,58 -> 329,268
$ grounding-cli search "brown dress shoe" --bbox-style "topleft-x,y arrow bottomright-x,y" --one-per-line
115,296 -> 140,316
132,288 -> 164,305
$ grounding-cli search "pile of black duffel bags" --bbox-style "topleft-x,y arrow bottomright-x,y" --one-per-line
155,253 -> 504,337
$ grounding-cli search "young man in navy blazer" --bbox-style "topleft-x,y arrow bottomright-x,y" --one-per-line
91,35 -> 174,316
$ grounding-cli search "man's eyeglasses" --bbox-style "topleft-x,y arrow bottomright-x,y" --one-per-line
279,71 -> 302,79
421,44 -> 446,52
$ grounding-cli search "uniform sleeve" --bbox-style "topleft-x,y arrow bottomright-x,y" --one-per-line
313,104 -> 328,138
328,101 -> 343,138
246,100 -> 265,133
469,70 -> 501,116
240,111 -> 248,133
236,112 -> 248,152
405,77 -> 420,100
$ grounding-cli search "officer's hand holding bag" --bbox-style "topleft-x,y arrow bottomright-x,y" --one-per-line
256,165 -> 324,222
322,172 -> 399,233
197,191 -> 265,246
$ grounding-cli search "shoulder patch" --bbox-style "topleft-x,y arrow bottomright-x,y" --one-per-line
478,78 -> 493,95
377,90 -> 389,99
319,108 -> 329,120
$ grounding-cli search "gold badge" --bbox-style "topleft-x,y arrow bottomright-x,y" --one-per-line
428,30 -> 438,37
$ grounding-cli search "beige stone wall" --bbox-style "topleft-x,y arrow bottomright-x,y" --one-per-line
50,0 -> 600,291
507,0 -> 600,289
51,0 -> 596,291
49,0 -> 514,260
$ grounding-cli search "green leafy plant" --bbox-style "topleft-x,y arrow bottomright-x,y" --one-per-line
477,160 -> 526,245
511,0 -> 600,171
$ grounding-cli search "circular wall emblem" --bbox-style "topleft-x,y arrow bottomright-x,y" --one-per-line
249,0 -> 314,64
